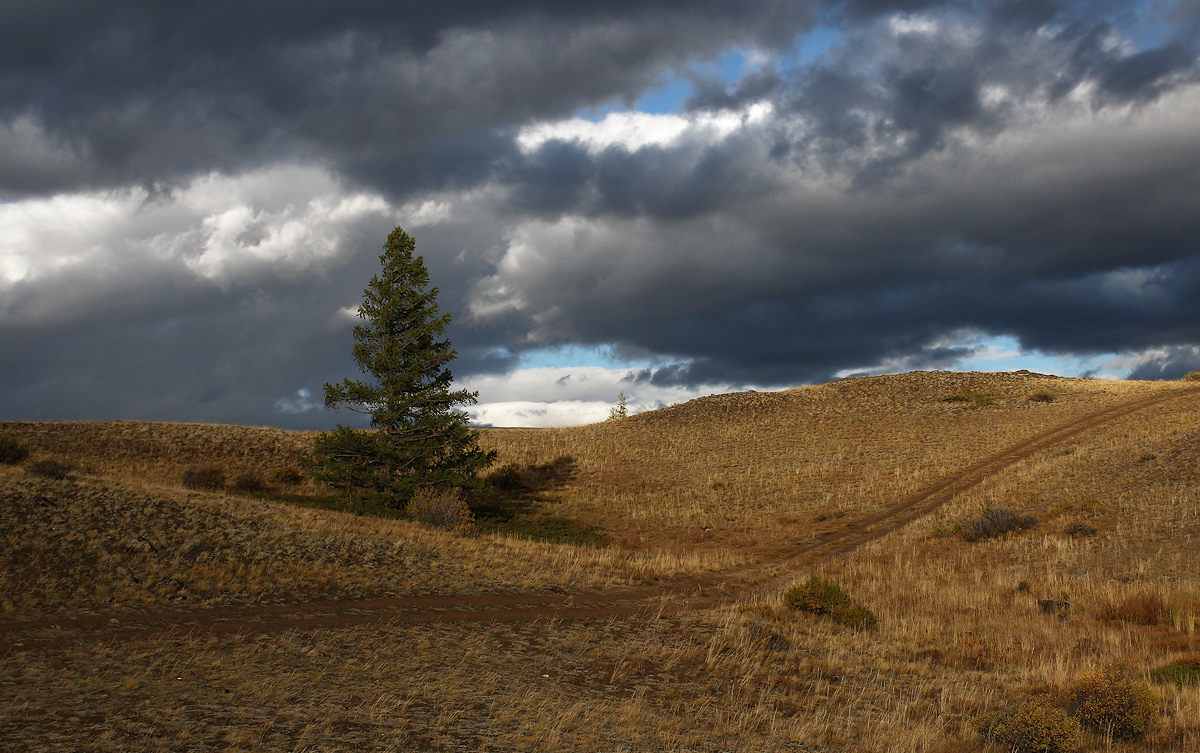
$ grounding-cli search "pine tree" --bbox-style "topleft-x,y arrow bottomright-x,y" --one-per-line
312,226 -> 495,504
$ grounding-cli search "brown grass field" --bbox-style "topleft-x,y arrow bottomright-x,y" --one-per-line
2,370 -> 1199,751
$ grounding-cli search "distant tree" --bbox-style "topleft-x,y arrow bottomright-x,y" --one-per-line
311,226 -> 495,505
608,391 -> 628,420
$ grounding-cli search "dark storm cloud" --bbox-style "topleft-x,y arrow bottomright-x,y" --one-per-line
469,4 -> 1200,389
0,0 -> 823,197
4,0 -> 1200,428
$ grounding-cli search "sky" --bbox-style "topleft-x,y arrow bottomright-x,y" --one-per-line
2,0 -> 1200,428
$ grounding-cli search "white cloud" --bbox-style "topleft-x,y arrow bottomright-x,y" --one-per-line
458,364 -> 738,427
0,165 -> 393,289
516,102 -> 773,155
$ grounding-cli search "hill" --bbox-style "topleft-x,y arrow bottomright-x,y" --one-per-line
1,370 -> 1198,751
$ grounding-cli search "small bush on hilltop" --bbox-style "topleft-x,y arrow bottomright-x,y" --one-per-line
783,575 -> 879,630
1182,371 -> 1200,382
27,458 -> 72,480
406,487 -> 475,534
1069,664 -> 1157,740
939,391 -> 996,408
0,434 -> 29,465
975,697 -> 1079,753
962,504 -> 1037,542
182,465 -> 226,490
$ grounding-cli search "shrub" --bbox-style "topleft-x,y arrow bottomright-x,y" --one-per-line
1150,655 -> 1200,687
939,391 -> 996,408
784,576 -> 852,614
27,458 -> 72,479
0,434 -> 29,465
962,505 -> 1037,542
182,465 -> 226,490
975,697 -> 1079,753
835,603 -> 880,631
1064,521 -> 1098,538
1069,664 -> 1157,740
1028,390 -> 1057,403
406,487 -> 475,534
1100,591 -> 1167,626
271,466 -> 304,485
232,472 -> 266,492
484,463 -> 525,492
1182,371 -> 1200,382
783,576 -> 878,630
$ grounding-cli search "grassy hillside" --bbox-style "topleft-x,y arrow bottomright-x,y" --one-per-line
1,371 -> 1198,751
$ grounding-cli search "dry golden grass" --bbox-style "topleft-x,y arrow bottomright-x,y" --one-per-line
2,370 -> 1199,751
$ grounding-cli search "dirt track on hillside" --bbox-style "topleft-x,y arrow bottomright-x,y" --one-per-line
3,387 -> 1196,654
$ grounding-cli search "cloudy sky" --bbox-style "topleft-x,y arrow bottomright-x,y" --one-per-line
3,0 -> 1200,428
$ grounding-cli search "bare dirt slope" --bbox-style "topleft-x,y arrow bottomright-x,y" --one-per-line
2,371 -> 1199,751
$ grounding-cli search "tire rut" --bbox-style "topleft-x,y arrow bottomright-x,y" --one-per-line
4,387 -> 1196,653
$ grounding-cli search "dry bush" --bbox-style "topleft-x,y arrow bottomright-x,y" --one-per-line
26,458 -> 72,479
1182,371 -> 1200,382
961,504 -> 1037,542
1064,520 -> 1098,537
1100,591 -> 1168,626
1069,664 -> 1158,740
232,472 -> 267,492
1028,390 -> 1057,403
181,465 -> 226,490
406,487 -> 475,534
975,697 -> 1079,753
271,466 -> 304,485
0,433 -> 29,465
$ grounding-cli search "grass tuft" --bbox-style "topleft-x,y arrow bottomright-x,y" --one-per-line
1150,655 -> 1200,687
26,458 -> 73,479
181,465 -> 226,490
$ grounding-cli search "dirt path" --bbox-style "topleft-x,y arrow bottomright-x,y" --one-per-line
3,387 -> 1196,653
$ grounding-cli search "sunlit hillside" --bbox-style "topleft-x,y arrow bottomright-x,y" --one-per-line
2,371 -> 1198,751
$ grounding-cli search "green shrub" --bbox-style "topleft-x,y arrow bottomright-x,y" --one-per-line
0,434 -> 29,465
182,465 -> 226,490
962,504 -> 1037,542
783,576 -> 878,630
406,487 -> 475,534
834,603 -> 880,631
1069,664 -> 1157,739
975,697 -> 1079,753
232,472 -> 266,492
1182,371 -> 1200,382
27,458 -> 72,479
1150,655 -> 1200,688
